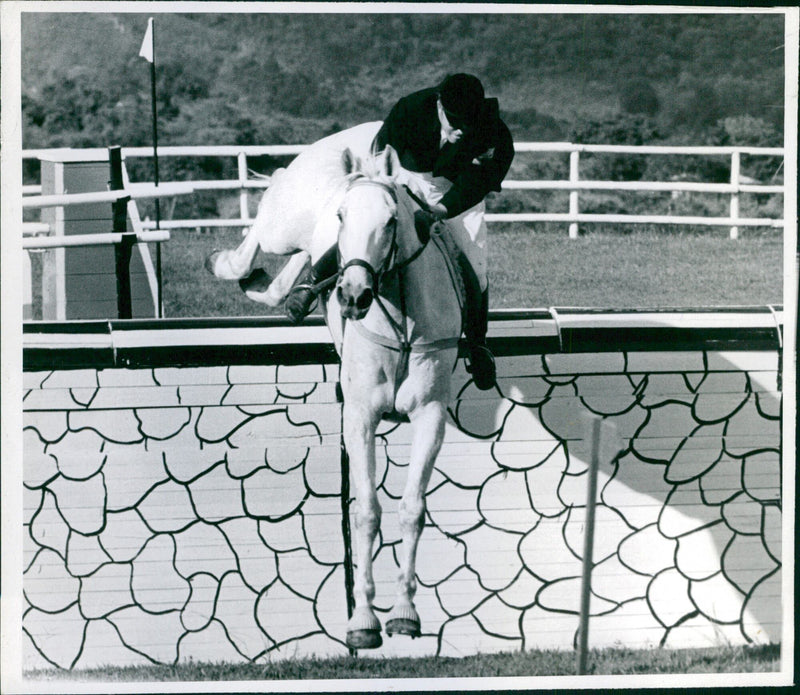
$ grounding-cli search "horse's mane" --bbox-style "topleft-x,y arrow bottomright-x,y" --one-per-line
345,148 -> 401,185
339,148 -> 412,221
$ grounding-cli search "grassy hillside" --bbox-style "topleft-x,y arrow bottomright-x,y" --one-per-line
21,11 -> 785,151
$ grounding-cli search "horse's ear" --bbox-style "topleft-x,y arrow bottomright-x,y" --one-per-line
378,145 -> 401,178
342,148 -> 361,175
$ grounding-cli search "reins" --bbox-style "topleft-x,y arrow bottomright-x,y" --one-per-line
305,180 -> 431,298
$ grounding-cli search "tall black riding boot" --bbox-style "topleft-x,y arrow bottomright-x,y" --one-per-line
285,245 -> 339,324
464,288 -> 496,390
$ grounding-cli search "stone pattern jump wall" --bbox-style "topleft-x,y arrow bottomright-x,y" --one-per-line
22,325 -> 783,669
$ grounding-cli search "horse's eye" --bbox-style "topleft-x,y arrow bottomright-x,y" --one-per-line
336,209 -> 343,221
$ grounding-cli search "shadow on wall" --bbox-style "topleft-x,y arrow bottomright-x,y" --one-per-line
368,339 -> 782,657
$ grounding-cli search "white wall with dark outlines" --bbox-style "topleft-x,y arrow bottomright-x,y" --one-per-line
22,348 -> 782,669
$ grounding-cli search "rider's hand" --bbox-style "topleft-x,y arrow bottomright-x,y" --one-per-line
428,202 -> 449,220
413,203 -> 448,243
413,209 -> 436,242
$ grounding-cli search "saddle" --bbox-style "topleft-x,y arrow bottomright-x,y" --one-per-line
404,187 -> 475,339
428,222 -> 470,337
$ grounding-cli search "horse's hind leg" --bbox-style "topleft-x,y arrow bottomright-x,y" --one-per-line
205,226 -> 261,280
240,251 -> 310,307
386,401 -> 446,638
343,403 -> 383,649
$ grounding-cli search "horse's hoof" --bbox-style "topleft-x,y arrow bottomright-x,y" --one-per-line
386,618 -> 421,638
239,267 -> 272,294
346,629 -> 383,649
204,250 -> 220,276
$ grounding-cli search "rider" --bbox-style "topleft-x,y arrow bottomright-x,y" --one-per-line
285,73 -> 515,390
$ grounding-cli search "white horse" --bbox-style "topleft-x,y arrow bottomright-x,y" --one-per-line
207,133 -> 462,649
330,147 -> 462,648
206,122 -> 383,307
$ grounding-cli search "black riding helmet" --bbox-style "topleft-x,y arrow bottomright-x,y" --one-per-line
438,73 -> 485,129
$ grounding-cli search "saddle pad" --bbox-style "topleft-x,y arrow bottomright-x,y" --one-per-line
430,224 -> 467,332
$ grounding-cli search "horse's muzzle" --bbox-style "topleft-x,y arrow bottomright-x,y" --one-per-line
337,280 -> 374,320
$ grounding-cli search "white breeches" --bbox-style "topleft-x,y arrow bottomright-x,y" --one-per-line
402,171 -> 488,292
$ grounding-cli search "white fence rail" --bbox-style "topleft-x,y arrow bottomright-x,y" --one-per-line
22,148 -> 169,320
23,142 -> 784,241
23,230 -> 170,250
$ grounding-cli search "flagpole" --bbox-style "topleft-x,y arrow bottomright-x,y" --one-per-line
149,18 -> 163,318
141,16 -> 163,318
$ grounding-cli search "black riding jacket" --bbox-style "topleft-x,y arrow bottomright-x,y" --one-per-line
372,87 -> 515,218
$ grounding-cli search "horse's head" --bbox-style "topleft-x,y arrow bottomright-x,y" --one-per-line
335,145 -> 409,320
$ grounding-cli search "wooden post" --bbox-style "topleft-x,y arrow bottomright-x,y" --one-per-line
109,147 -> 133,319
576,414 -> 619,675
338,379 -> 357,657
23,251 -> 33,320
569,150 -> 580,239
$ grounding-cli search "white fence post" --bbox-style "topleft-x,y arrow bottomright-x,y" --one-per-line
23,251 -> 33,320
730,151 -> 740,240
569,150 -> 580,239
41,161 -> 66,320
238,152 -> 249,233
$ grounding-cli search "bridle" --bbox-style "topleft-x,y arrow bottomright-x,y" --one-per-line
337,177 -> 427,295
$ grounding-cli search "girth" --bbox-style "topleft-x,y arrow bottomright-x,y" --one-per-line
350,320 -> 460,354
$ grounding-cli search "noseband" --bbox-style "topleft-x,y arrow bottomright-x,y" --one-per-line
338,178 -> 425,292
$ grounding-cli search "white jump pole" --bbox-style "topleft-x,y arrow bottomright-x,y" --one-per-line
576,414 -> 618,675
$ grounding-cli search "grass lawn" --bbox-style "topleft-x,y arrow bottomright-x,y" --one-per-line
25,644 -> 781,682
162,225 -> 783,319
26,226 -> 783,320
487,226 -> 784,310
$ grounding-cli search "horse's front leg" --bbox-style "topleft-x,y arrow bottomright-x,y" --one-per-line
386,400 -> 446,639
343,401 -> 383,649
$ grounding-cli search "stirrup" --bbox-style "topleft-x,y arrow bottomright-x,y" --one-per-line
288,282 -> 317,296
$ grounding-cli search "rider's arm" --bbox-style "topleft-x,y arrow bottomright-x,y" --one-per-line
440,119 -> 515,218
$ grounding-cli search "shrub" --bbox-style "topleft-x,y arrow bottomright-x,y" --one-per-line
719,115 -> 781,148
570,113 -> 660,146
502,107 -> 566,141
570,114 -> 661,181
620,79 -> 660,117
664,77 -> 722,131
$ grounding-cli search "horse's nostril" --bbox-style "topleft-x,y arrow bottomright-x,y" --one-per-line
356,289 -> 373,310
